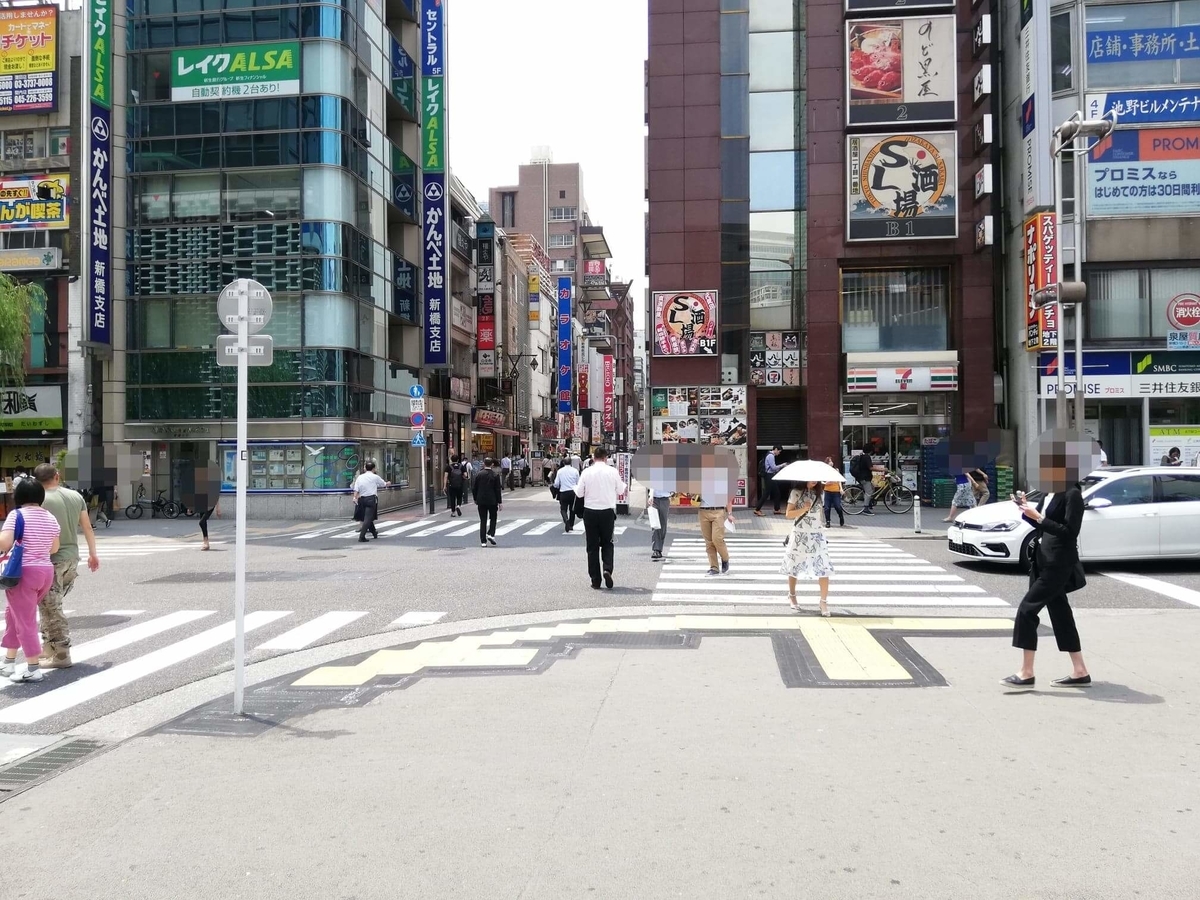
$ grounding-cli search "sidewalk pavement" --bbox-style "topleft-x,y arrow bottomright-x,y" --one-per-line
1,605 -> 1195,899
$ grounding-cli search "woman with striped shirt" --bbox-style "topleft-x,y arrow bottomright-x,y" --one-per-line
0,478 -> 61,683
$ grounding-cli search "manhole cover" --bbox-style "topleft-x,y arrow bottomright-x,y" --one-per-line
298,554 -> 345,560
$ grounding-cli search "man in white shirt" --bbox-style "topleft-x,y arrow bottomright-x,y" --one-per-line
351,461 -> 389,542
575,448 -> 622,589
553,461 -> 581,533
500,455 -> 512,490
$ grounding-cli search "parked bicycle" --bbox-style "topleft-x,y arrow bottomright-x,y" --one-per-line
125,484 -> 181,519
843,470 -> 915,515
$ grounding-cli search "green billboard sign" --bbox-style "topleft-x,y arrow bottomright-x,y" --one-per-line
171,42 -> 300,101
423,76 -> 445,172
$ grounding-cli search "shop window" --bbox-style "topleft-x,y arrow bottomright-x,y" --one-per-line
3,129 -> 45,161
1051,11 -> 1075,93
841,268 -> 950,352
1081,266 -> 1200,340
48,128 -> 70,156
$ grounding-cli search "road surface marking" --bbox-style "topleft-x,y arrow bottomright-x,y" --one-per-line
390,611 -> 448,628
649,593 -> 1007,606
378,519 -> 439,537
410,521 -> 463,537
1103,572 -> 1200,608
257,611 -> 368,651
0,611 -> 291,726
525,521 -> 559,535
493,518 -> 534,536
102,609 -> 146,617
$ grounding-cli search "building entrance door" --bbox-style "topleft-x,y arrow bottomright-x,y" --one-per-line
841,394 -> 952,490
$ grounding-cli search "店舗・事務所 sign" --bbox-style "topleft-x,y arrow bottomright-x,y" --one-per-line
1088,127 -> 1200,216
847,132 -> 958,241
171,42 -> 300,101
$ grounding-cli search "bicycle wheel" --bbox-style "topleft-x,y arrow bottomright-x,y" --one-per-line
885,485 -> 914,514
164,502 -> 181,519
125,503 -> 144,519
842,485 -> 866,515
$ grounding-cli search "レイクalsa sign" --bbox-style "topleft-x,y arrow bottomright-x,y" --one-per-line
86,0 -> 112,347
420,0 -> 448,368
171,42 -> 300,101
1024,212 -> 1058,351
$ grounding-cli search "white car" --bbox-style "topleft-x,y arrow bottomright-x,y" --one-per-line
947,466 -> 1200,570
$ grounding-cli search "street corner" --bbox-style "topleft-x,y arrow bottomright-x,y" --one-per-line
151,613 -> 1014,739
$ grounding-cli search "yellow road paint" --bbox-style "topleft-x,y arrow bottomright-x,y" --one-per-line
292,614 -> 1011,688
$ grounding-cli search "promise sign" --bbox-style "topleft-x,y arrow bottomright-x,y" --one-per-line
171,42 -> 300,101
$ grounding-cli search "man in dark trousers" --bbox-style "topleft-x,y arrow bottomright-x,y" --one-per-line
575,448 -> 622,589
850,447 -> 876,515
351,461 -> 389,541
471,457 -> 504,547
754,446 -> 783,516
443,454 -> 466,517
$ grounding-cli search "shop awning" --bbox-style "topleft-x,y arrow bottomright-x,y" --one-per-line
491,427 -> 520,436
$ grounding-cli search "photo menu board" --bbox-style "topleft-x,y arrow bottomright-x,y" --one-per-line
650,385 -> 749,507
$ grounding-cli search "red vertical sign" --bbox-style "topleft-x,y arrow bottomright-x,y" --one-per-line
602,354 -> 615,434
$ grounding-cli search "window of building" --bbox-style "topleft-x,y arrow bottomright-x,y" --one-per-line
1084,2 -> 1200,89
721,10 -> 750,75
1082,266 -> 1200,340
3,129 -> 46,161
548,233 -> 575,248
721,75 -> 750,137
48,128 -> 70,156
500,191 -> 516,228
749,91 -> 795,152
749,31 -> 797,92
750,270 -> 795,330
549,206 -> 577,221
559,190 -> 566,199
550,258 -> 576,272
750,151 -> 797,211
841,268 -> 950,352
226,168 -> 301,221
750,0 -> 794,32
1051,11 -> 1074,93
172,172 -> 221,221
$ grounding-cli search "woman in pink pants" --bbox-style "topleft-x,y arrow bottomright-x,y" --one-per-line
0,478 -> 60,683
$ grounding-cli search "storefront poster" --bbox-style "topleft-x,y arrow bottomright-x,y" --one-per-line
0,386 -> 62,432
0,6 -> 57,115
1149,427 -> 1200,467
651,291 -> 718,356
1088,127 -> 1200,217
847,132 -> 958,241
0,174 -> 68,229
528,274 -> 539,322
750,331 -> 802,386
615,452 -> 631,503
171,42 -> 299,101
697,386 -> 748,416
846,16 -> 956,126
1087,89 -> 1200,126
1024,212 -> 1058,351
650,388 -> 669,417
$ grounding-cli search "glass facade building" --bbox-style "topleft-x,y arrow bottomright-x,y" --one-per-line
121,0 -> 428,514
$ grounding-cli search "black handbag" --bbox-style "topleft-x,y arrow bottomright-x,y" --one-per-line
352,499 -> 364,522
574,492 -> 586,518
1065,562 -> 1087,594
549,484 -> 559,500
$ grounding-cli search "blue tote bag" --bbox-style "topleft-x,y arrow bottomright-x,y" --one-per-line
0,510 -> 25,588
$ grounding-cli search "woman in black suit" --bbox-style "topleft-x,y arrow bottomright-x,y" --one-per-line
1003,450 -> 1092,688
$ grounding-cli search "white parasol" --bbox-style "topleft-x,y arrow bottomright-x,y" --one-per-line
772,460 -> 845,483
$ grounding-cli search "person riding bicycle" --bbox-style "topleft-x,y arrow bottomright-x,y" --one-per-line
849,448 -> 876,516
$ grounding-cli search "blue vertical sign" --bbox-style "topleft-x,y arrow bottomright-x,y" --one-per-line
87,0 -> 113,346
557,277 -> 573,414
420,0 -> 448,367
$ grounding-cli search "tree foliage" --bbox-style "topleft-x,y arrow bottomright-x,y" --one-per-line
0,272 -> 44,389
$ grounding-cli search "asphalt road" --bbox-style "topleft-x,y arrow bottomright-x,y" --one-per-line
0,488 -> 1195,736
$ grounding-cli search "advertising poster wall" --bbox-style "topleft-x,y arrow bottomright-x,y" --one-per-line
846,132 -> 958,241
750,331 -> 803,386
846,16 -> 956,126
649,386 -> 748,508
0,6 -> 57,115
651,291 -> 718,356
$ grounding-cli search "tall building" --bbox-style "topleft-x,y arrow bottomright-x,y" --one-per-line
647,0 -> 1000,504
118,0 -> 429,515
0,5 -> 75,502
1003,0 -> 1200,469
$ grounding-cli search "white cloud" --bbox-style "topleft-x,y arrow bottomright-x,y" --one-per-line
447,0 -> 648,321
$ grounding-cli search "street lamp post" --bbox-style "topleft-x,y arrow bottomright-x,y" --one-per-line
1050,111 -> 1115,429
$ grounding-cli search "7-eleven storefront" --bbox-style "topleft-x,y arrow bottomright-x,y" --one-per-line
841,352 -> 959,490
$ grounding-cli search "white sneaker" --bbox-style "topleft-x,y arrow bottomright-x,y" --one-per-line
487,536 -> 497,546
0,661 -> 16,677
10,667 -> 44,683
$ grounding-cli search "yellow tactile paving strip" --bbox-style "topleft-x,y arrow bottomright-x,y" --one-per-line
292,615 -> 1012,689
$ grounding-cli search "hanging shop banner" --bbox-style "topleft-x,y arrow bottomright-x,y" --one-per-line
528,274 -> 540,322
845,16 -> 956,126
847,365 -> 958,392
0,174 -> 69,230
846,132 -> 958,241
750,331 -> 803,386
651,290 -> 718,356
476,220 -> 495,377
422,173 -> 448,366
1087,89 -> 1200,127
171,42 -> 299,101
477,293 -> 496,377
86,0 -> 112,347
1086,27 -> 1200,65
845,0 -> 953,13
421,1 -> 446,172
1088,127 -> 1200,217
1024,212 -> 1058,351
0,6 -> 58,115
1166,293 -> 1200,350
581,259 -> 607,287
0,385 -> 63,432
602,355 -> 615,435
557,277 -> 573,414
1020,0 -> 1053,214
577,365 -> 589,407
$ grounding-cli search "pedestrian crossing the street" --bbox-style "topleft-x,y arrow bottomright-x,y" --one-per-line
652,537 -> 1010,609
0,608 -> 449,726
290,516 -> 628,542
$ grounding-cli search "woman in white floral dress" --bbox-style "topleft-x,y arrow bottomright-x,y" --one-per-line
780,481 -> 834,616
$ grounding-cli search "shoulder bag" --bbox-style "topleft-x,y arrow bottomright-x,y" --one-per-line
0,510 -> 26,588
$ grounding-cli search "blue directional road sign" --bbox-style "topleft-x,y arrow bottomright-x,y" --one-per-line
411,433 -> 427,448
409,385 -> 425,399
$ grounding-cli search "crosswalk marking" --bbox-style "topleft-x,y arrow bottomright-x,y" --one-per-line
650,594 -> 1007,607
0,611 -> 292,726
293,524 -> 352,540
49,611 -> 214,668
410,521 -> 462,537
450,522 -> 482,536
257,611 -> 368,651
1102,572 -> 1200,607
525,521 -> 559,535
379,519 -> 439,537
493,518 -> 533,536
103,609 -> 146,617
390,611 -> 447,628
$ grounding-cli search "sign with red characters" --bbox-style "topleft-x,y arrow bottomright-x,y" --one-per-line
602,355 -> 615,435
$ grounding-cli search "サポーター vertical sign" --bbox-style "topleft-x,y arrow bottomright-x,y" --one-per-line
87,0 -> 112,346
421,0 -> 448,367
557,277 -> 573,414
0,6 -> 58,115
